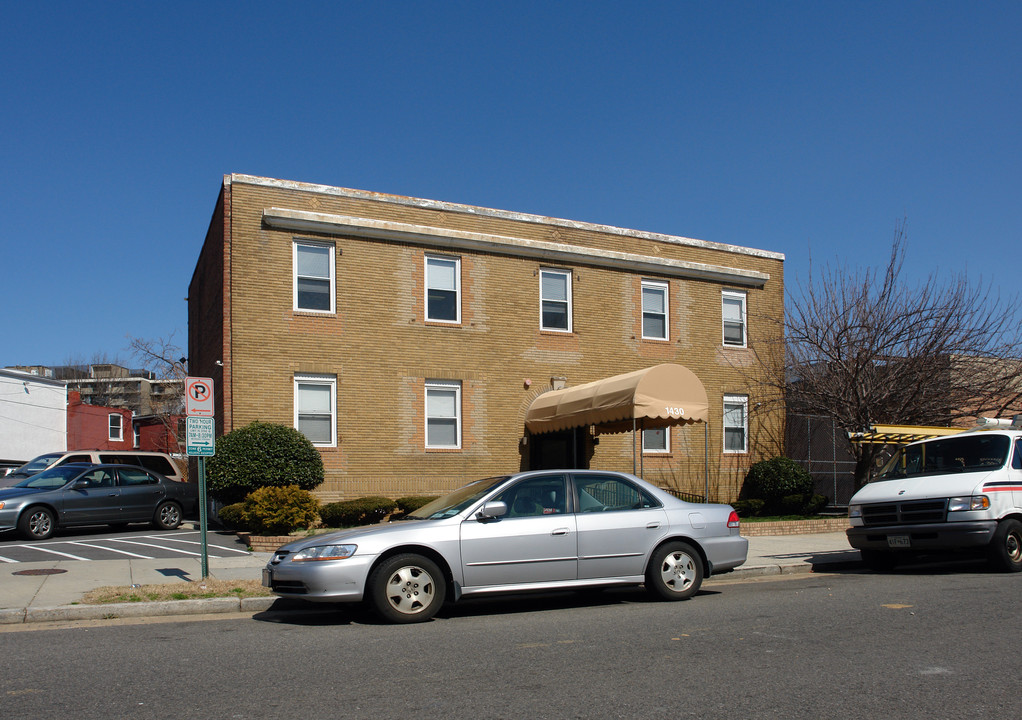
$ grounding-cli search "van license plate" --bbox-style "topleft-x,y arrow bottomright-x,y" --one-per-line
887,535 -> 910,548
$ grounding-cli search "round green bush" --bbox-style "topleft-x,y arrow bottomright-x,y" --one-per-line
217,502 -> 250,531
206,422 -> 324,505
242,485 -> 320,535
741,457 -> 813,514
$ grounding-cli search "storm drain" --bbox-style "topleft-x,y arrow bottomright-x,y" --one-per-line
12,568 -> 68,576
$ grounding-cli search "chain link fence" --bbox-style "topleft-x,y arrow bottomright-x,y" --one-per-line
786,414 -> 859,506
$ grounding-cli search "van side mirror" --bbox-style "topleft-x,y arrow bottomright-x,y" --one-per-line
477,501 -> 508,520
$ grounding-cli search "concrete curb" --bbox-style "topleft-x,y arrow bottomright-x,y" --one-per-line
2,559 -> 864,625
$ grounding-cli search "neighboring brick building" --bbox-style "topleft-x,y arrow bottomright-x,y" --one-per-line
66,391 -> 133,451
188,174 -> 785,502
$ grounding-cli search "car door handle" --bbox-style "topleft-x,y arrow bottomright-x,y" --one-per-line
646,522 -> 661,529
551,528 -> 570,536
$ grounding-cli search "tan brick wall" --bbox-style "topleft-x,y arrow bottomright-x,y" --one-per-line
192,178 -> 785,502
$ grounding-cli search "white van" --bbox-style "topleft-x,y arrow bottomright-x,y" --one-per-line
0,450 -> 185,487
847,418 -> 1022,571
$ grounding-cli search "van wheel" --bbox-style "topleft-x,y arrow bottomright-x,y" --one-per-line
988,519 -> 1022,573
19,506 -> 56,540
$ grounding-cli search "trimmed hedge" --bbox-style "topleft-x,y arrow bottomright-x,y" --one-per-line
320,496 -> 395,528
206,422 -> 324,505
224,485 -> 320,535
395,495 -> 439,516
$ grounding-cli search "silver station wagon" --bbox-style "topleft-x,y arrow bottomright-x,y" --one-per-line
264,470 -> 748,623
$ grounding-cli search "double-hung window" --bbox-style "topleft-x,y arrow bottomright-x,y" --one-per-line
294,374 -> 336,446
540,268 -> 572,332
642,427 -> 670,453
723,394 -> 748,453
425,380 -> 461,449
293,240 -> 335,313
642,280 -> 669,340
108,414 -> 123,442
425,255 -> 460,323
722,290 -> 747,347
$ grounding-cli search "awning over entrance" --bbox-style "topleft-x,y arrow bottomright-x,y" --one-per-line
524,363 -> 709,435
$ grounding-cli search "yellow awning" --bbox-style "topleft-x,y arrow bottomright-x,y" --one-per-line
524,363 -> 709,435
849,424 -> 966,445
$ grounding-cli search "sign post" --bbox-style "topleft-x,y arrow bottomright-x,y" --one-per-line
185,377 -> 215,579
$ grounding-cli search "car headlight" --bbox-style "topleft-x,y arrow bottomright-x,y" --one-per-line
291,544 -> 358,562
848,504 -> 861,519
948,496 -> 990,512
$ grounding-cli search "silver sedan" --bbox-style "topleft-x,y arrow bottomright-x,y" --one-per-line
264,470 -> 747,623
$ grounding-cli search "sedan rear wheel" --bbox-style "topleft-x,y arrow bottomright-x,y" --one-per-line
19,506 -> 56,541
153,501 -> 182,530
646,541 -> 703,601
367,554 -> 446,623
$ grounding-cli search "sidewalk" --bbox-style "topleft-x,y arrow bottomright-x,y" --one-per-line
0,532 -> 862,625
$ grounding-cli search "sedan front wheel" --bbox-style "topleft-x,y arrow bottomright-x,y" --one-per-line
19,506 -> 56,541
367,554 -> 446,623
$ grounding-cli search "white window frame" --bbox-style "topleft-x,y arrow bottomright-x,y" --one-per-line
294,374 -> 337,447
641,280 -> 669,340
722,290 -> 747,348
540,268 -> 573,332
108,413 -> 123,442
425,254 -> 461,324
293,240 -> 336,314
642,426 -> 670,454
723,394 -> 749,454
425,380 -> 462,449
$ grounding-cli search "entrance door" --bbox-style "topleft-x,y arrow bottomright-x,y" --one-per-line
528,428 -> 589,470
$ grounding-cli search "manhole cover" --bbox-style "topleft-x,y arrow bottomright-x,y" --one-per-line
13,568 -> 68,576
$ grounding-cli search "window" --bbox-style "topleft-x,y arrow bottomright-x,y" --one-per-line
641,281 -> 669,340
133,424 -> 140,448
723,395 -> 748,453
493,475 -> 567,517
575,474 -> 659,512
108,414 -> 123,442
119,468 -> 157,486
294,374 -> 336,446
425,255 -> 460,323
293,240 -> 335,313
643,427 -> 670,453
722,290 -> 747,347
540,268 -> 572,332
425,380 -> 461,449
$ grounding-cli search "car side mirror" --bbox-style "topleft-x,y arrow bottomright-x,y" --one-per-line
73,480 -> 90,490
477,501 -> 508,521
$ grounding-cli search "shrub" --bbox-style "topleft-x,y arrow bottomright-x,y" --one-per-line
242,485 -> 320,535
217,502 -> 250,531
741,457 -> 813,514
395,495 -> 439,517
320,496 -> 395,528
206,422 -> 324,505
805,493 -> 829,515
731,498 -> 765,517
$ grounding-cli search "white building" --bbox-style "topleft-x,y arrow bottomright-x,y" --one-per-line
0,368 -> 66,467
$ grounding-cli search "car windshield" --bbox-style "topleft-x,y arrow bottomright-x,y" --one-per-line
877,434 -> 1011,480
16,465 -> 85,489
12,453 -> 64,476
407,476 -> 511,520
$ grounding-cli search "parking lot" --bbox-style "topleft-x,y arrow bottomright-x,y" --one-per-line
0,527 -> 252,563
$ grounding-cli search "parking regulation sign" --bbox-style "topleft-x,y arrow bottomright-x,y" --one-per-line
186,417 -> 216,456
185,377 -> 215,417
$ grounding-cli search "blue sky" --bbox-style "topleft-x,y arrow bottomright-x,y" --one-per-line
2,1 -> 1019,370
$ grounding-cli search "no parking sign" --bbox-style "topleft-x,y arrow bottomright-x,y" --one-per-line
185,377 -> 215,417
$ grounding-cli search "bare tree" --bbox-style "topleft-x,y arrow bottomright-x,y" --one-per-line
128,334 -> 188,451
773,222 -> 1022,487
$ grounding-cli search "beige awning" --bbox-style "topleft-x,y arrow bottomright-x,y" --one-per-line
525,363 -> 709,435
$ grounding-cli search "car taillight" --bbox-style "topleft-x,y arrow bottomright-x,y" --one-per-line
727,511 -> 740,528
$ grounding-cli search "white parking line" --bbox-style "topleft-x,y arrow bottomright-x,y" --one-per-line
20,546 -> 92,561
143,535 -> 252,554
107,539 -> 201,556
67,541 -> 154,559
0,555 -> 19,563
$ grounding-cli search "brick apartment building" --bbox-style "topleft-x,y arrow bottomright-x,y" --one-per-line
188,174 -> 785,502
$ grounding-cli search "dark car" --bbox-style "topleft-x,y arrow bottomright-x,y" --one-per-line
0,463 -> 197,540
